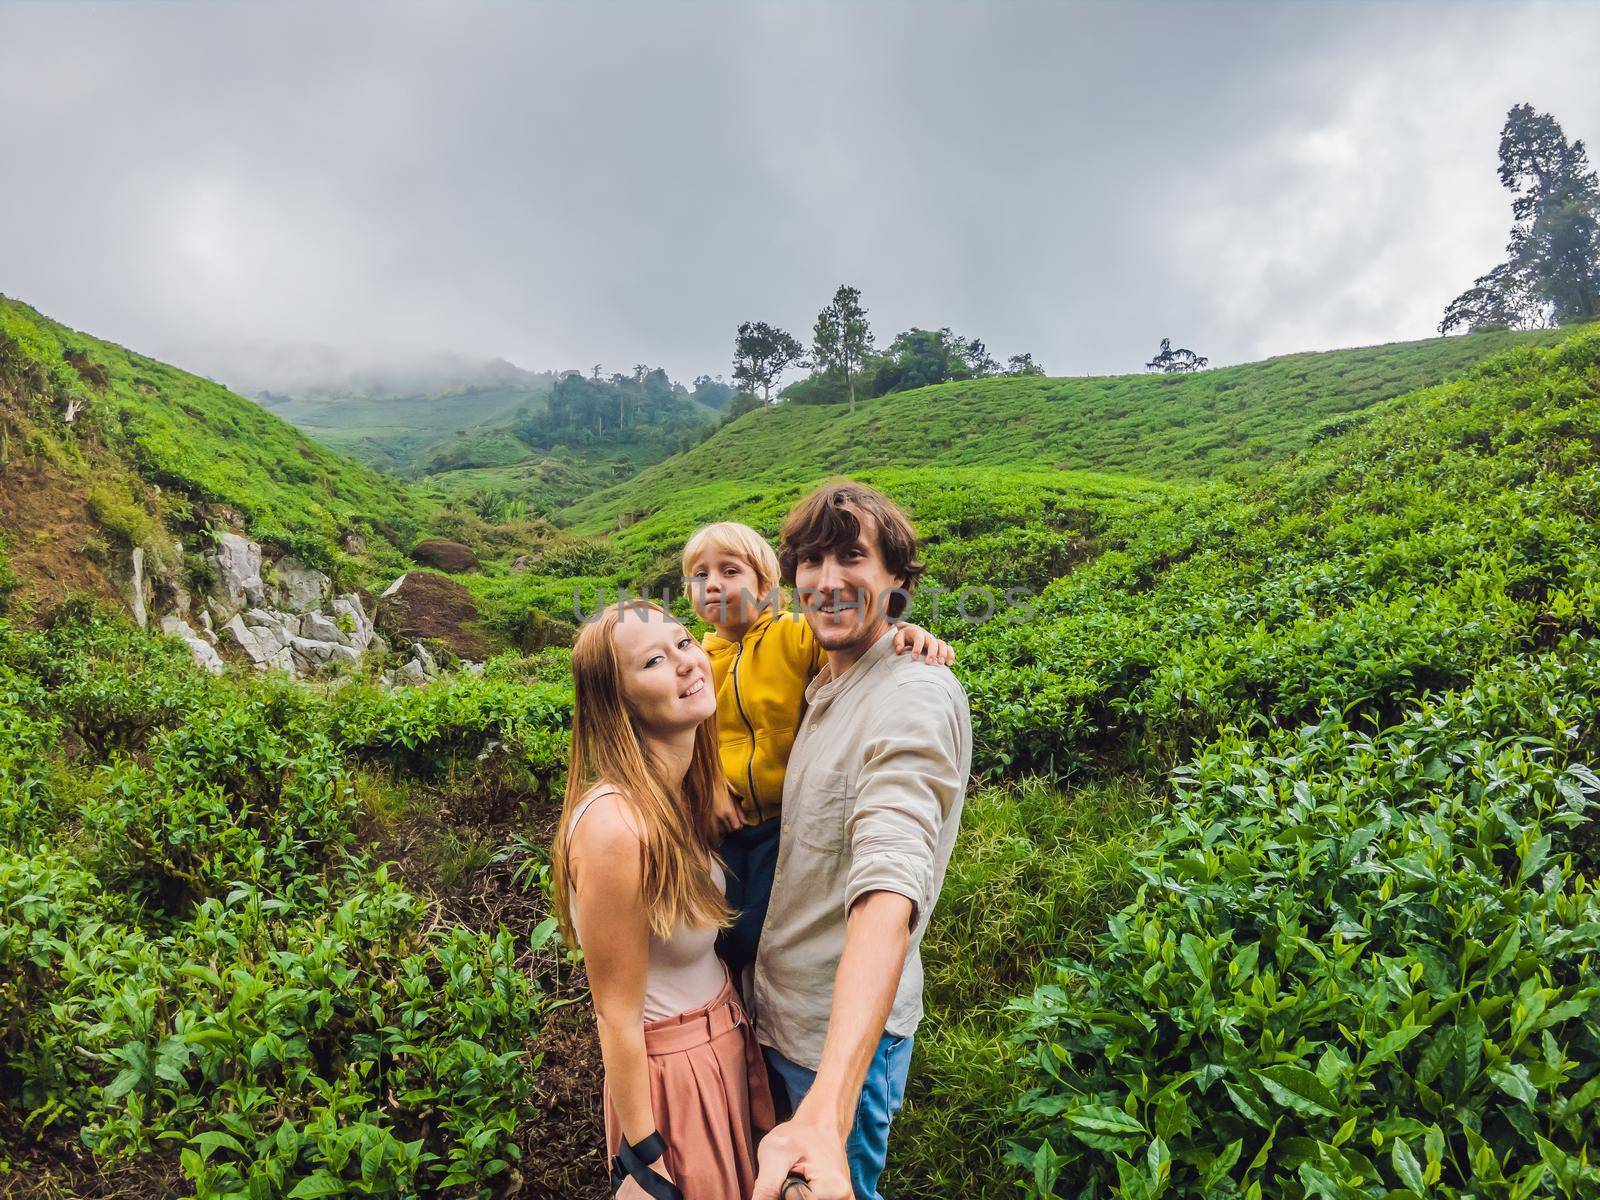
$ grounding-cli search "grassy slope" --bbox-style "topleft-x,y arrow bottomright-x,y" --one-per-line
424,434 -> 687,517
266,388 -> 545,473
564,327 -> 1569,534
0,295 -> 433,576
889,327 -> 1600,1197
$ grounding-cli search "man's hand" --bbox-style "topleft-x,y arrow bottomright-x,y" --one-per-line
710,788 -> 747,839
752,1118 -> 851,1200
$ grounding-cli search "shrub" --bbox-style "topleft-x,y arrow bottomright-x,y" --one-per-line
1,855 -> 550,1198
0,660 -> 62,847
84,698 -> 355,911
8,603 -> 212,757
1009,646 -> 1600,1200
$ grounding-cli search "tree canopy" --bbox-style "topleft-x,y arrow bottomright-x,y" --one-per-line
732,320 -> 807,405
513,366 -> 707,448
813,285 -> 874,407
1440,103 -> 1600,334
1146,338 -> 1208,374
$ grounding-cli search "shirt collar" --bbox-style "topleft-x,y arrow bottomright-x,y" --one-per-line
703,608 -> 775,651
805,625 -> 897,707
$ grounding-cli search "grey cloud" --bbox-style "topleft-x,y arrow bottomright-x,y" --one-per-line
1,0 -> 1597,390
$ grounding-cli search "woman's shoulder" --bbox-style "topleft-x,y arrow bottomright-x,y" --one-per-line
568,784 -> 645,855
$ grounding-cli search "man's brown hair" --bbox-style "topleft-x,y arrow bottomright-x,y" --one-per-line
778,479 -> 925,619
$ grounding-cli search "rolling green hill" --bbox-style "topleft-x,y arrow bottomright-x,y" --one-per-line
4,288 -> 1599,1200
563,327 -> 1569,533
256,383 -> 553,473
0,295 -> 432,580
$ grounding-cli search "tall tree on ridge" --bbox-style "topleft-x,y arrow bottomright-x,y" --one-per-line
1441,104 -> 1600,333
732,321 -> 808,405
813,285 -> 874,408
1146,338 -> 1208,374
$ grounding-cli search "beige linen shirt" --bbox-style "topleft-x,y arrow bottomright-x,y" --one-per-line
752,627 -> 972,1070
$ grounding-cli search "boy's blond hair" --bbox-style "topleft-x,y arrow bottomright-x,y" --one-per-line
682,521 -> 782,601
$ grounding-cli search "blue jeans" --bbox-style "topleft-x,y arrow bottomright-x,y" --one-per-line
716,816 -> 781,976
763,1033 -> 913,1200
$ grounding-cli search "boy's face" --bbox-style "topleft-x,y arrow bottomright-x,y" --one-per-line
686,551 -> 764,627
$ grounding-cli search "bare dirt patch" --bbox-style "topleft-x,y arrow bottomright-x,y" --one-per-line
376,570 -> 491,659
0,451 -> 124,620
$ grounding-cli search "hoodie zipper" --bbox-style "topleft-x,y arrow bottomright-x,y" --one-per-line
730,637 -> 761,822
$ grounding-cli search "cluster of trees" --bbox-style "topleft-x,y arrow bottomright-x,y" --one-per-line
689,375 -> 738,411
730,285 -> 1046,409
512,364 -> 709,448
1441,103 -> 1600,333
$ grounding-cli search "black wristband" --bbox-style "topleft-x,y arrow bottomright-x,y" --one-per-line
626,1131 -> 668,1165
611,1131 -> 681,1200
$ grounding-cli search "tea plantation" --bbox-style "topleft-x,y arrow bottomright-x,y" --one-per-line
2,297 -> 1598,1199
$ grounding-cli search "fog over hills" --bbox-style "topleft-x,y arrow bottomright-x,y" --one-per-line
165,339 -> 552,402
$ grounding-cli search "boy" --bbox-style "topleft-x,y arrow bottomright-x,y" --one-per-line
681,522 -> 952,981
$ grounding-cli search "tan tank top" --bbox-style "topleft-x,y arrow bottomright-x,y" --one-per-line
567,789 -> 728,1022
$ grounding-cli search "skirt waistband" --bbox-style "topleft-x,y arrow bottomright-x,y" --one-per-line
642,970 -> 745,1056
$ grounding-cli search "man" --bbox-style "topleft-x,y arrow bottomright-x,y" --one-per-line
751,479 -> 972,1200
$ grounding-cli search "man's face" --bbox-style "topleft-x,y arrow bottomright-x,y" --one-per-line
792,508 -> 903,655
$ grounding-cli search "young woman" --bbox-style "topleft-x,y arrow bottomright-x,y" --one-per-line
551,600 -> 774,1200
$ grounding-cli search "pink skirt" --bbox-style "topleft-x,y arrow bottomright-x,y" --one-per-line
604,973 -> 776,1200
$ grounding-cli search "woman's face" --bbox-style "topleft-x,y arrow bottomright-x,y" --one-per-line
686,551 -> 764,627
612,607 -> 717,734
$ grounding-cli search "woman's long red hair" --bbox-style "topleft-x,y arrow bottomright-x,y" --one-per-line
551,600 -> 730,943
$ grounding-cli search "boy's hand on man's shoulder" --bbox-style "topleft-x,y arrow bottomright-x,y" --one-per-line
890,621 -> 955,667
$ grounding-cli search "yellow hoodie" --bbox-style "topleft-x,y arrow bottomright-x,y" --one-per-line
701,610 -> 828,824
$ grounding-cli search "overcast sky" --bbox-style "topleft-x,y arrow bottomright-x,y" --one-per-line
3,0 -> 1598,389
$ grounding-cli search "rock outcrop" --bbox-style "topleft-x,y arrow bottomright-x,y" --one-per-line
410,538 -> 479,573
121,547 -> 149,629
159,613 -> 225,675
149,529 -> 388,680
209,532 -> 266,614
145,530 -> 476,687
267,556 -> 332,611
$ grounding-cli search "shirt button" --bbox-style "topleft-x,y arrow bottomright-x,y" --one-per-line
809,722 -> 818,732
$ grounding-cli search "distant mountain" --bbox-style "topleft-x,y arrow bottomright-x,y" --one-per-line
165,339 -> 559,472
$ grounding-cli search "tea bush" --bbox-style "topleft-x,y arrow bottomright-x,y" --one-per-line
0,658 -> 59,847
0,603 -> 568,1194
951,328 -> 1600,778
1010,643 -> 1600,1199
3,852 -> 549,1198
4,602 -> 217,757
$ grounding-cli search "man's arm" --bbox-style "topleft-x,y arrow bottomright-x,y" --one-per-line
754,680 -> 966,1200
753,891 -> 911,1200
